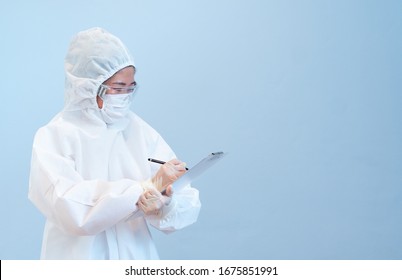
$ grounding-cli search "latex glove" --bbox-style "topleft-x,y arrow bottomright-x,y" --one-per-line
137,188 -> 171,216
152,159 -> 187,192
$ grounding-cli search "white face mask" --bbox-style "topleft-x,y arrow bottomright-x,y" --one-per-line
99,94 -> 132,124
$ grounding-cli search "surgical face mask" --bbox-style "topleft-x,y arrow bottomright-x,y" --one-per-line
99,93 -> 133,124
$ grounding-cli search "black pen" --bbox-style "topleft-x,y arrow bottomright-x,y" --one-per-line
148,158 -> 189,170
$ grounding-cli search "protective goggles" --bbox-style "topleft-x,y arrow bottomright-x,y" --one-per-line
97,83 -> 138,99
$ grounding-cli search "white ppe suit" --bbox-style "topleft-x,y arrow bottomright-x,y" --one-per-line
28,27 -> 201,259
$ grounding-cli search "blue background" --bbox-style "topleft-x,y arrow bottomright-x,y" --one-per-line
1,0 -> 401,259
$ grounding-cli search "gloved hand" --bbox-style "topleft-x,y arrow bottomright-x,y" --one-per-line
151,159 -> 187,192
137,188 -> 171,216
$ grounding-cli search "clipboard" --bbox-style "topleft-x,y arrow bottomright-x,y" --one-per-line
170,151 -> 226,192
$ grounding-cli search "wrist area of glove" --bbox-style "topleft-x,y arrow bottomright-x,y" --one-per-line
140,179 -> 156,191
142,177 -> 166,193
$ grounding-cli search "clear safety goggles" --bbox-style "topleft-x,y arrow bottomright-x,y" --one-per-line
97,83 -> 138,99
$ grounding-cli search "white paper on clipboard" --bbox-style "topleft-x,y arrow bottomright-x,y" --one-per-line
172,152 -> 226,191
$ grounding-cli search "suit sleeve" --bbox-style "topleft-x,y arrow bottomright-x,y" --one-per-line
28,127 -> 144,236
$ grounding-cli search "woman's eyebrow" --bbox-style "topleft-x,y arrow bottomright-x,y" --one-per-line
111,81 -> 136,86
111,82 -> 127,86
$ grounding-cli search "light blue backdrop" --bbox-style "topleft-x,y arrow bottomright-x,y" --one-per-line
1,0 -> 401,260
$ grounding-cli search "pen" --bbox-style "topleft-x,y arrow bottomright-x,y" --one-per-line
148,158 -> 189,170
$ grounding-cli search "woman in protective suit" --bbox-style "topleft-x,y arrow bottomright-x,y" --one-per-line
28,27 -> 201,260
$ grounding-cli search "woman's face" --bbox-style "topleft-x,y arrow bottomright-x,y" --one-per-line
96,66 -> 136,109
